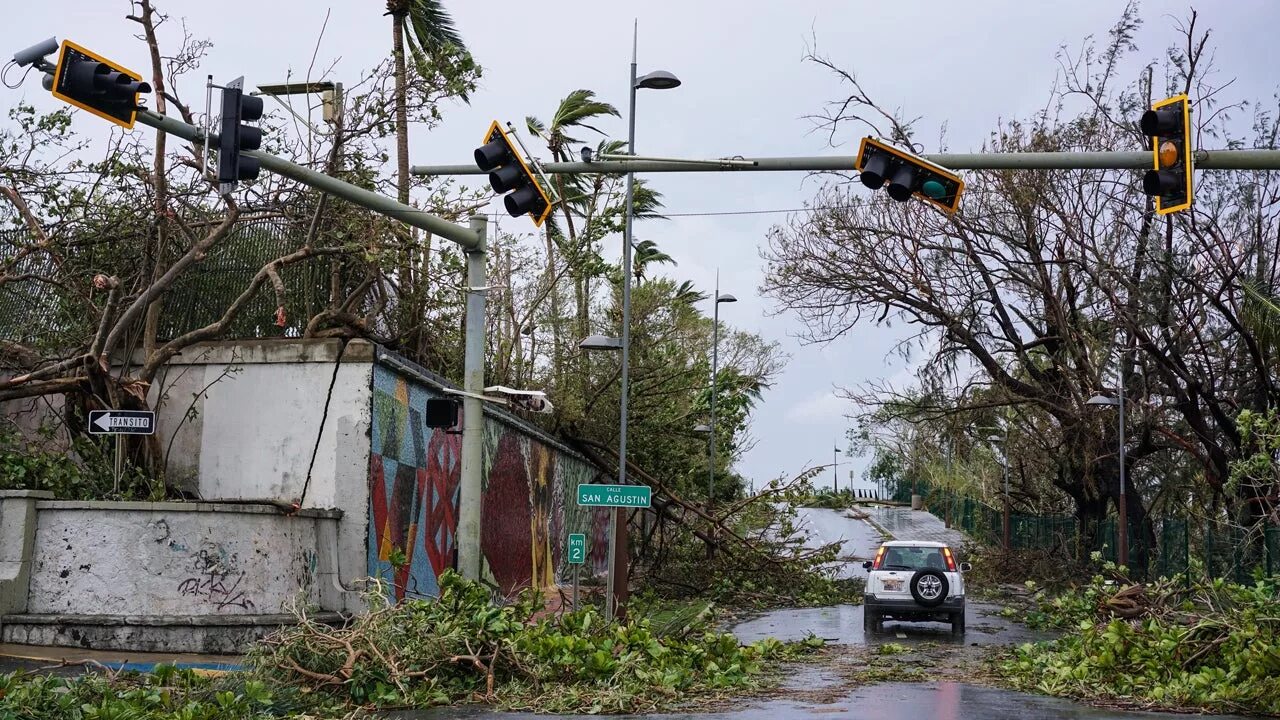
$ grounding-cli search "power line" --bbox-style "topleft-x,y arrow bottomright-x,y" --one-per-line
484,204 -> 860,221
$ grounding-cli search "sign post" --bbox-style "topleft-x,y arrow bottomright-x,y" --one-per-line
576,484 -> 651,622
88,410 -> 155,494
567,532 -> 586,611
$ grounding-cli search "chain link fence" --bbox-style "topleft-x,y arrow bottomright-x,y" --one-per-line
1,221 -> 359,344
887,479 -> 1278,583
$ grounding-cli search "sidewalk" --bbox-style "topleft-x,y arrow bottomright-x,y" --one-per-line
0,643 -> 244,676
862,506 -> 967,548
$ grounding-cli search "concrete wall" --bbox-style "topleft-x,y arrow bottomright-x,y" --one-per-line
26,502 -> 335,616
147,339 -> 373,610
1,499 -> 343,652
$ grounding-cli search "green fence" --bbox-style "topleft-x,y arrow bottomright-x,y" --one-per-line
902,480 -> 1278,584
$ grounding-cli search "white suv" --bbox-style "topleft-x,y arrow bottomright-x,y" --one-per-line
862,540 -> 970,635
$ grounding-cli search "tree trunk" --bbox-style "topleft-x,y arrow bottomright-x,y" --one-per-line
392,16 -> 410,207
390,12 -> 420,358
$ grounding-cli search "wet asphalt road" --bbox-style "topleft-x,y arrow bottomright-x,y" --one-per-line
392,681 -> 1251,719
790,506 -> 887,580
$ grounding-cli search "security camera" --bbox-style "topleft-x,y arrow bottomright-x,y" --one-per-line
581,147 -> 594,163
13,37 -> 58,68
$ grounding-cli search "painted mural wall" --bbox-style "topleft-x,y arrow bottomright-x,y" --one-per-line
368,363 -> 610,600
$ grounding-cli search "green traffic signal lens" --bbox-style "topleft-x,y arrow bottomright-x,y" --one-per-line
921,179 -> 946,200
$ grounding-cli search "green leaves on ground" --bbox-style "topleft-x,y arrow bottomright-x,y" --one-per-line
999,568 -> 1280,715
0,667 -> 319,720
255,571 -> 823,714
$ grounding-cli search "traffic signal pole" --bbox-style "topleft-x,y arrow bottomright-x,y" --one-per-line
413,148 -> 1280,177
133,108 -> 489,583
136,110 -> 482,250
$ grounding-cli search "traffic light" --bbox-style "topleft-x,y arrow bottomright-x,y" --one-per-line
49,40 -> 150,129
1139,94 -> 1192,214
474,121 -> 553,226
217,77 -> 264,196
855,137 -> 964,214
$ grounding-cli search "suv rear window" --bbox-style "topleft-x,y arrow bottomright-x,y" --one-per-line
879,546 -> 948,571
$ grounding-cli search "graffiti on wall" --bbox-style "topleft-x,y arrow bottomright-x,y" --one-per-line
176,546 -> 255,611
368,364 -> 610,601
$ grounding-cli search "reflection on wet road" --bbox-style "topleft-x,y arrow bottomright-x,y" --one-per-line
392,680 -> 1252,719
731,601 -> 1042,647
790,507 -> 885,580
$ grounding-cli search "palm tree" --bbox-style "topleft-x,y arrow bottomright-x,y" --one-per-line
632,239 -> 675,281
526,91 -> 620,392
673,280 -> 708,306
385,0 -> 468,206
384,0 -> 468,360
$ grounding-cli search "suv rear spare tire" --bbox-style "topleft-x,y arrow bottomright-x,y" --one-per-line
909,568 -> 948,607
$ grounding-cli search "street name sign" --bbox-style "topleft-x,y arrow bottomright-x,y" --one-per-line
567,533 -> 586,564
576,483 -> 651,508
89,410 -> 155,435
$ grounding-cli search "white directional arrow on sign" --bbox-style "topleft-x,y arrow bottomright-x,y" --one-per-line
87,410 -> 155,435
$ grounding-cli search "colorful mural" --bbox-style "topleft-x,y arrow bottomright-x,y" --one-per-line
368,363 -> 609,601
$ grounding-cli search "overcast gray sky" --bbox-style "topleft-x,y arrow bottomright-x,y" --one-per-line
4,1 -> 1277,489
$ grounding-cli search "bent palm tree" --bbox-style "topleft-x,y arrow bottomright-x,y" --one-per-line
632,239 -> 676,281
386,0 -> 469,205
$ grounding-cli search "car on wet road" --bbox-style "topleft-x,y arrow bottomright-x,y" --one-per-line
862,540 -> 971,635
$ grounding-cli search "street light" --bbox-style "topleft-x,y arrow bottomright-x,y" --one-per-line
613,23 -> 681,623
580,334 -> 623,351
708,279 -> 737,511
833,445 -> 841,493
979,426 -> 1011,551
1087,388 -> 1127,567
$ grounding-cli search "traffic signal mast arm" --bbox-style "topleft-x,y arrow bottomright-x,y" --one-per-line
414,148 -> 1280,176
134,109 -> 480,250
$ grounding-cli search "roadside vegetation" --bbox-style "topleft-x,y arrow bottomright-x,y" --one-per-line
0,572 -> 823,719
996,556 -> 1280,715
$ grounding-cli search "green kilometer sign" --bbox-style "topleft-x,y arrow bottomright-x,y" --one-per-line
576,483 -> 652,508
567,533 -> 586,564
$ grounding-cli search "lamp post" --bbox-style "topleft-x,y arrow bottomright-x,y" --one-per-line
708,275 -> 736,511
578,333 -> 623,619
833,444 -> 841,494
614,23 -> 681,623
981,428 -> 1010,551
1088,370 -> 1128,567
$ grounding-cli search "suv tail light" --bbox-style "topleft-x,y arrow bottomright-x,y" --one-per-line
942,547 -> 957,572
872,545 -> 887,570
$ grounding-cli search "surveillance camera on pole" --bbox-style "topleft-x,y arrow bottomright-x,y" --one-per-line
12,37 -> 58,68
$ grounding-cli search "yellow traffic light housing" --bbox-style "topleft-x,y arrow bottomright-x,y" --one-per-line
1140,94 -> 1192,215
855,137 -> 964,214
49,40 -> 150,129
474,121 -> 553,227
